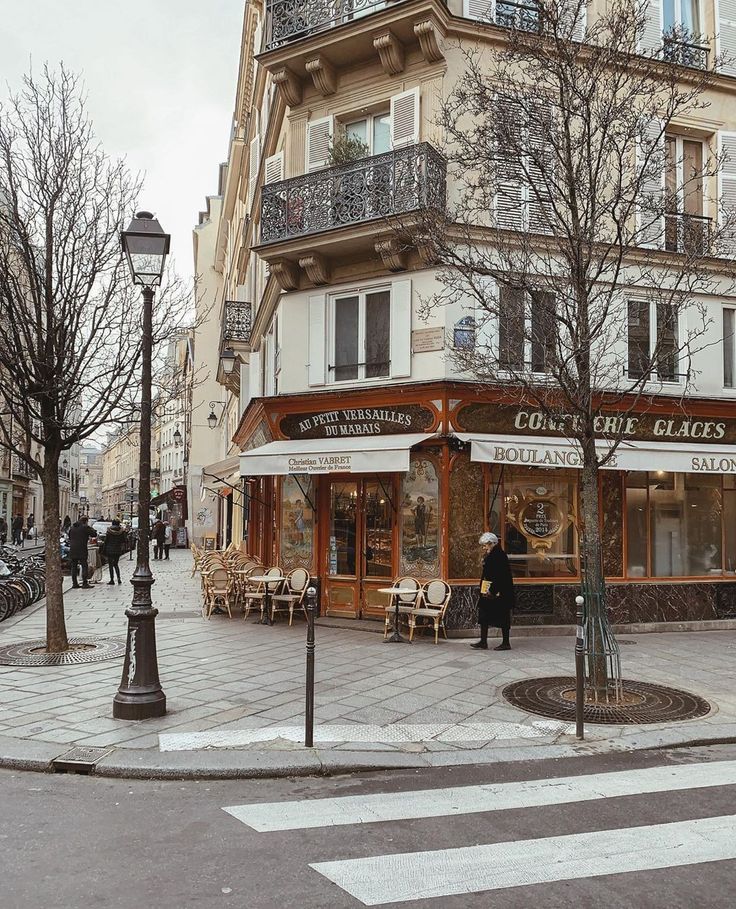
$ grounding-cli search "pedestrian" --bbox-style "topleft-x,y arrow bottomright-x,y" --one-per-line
471,531 -> 514,652
152,518 -> 166,560
104,519 -> 127,585
11,514 -> 23,546
27,513 -> 35,540
68,515 -> 96,589
163,521 -> 173,560
0,516 -> 7,544
62,515 -> 71,534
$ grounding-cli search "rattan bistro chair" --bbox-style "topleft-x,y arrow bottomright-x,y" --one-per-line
203,566 -> 234,619
242,566 -> 281,621
409,579 -> 452,644
383,576 -> 421,639
270,567 -> 310,625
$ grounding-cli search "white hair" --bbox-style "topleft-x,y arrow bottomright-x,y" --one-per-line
479,532 -> 498,545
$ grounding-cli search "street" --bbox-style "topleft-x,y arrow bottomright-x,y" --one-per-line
2,744 -> 736,908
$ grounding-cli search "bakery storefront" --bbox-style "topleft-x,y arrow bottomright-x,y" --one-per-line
235,384 -> 736,628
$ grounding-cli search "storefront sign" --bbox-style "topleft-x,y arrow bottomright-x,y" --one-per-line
411,327 -> 445,353
279,404 -> 435,440
455,403 -> 736,446
287,455 -> 354,474
520,499 -> 562,539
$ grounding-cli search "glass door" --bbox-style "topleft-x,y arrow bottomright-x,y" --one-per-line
325,480 -> 360,616
361,479 -> 395,617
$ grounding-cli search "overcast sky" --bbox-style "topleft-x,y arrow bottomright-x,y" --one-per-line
1,0 -> 243,277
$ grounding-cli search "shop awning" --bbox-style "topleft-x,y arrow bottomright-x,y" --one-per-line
202,455 -> 240,482
240,433 -> 435,476
456,433 -> 736,474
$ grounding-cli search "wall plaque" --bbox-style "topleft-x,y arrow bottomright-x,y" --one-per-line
411,327 -> 445,353
279,404 -> 435,440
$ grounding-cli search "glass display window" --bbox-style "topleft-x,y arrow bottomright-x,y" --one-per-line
400,455 -> 440,577
279,475 -> 314,571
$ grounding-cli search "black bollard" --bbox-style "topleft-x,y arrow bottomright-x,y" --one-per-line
575,594 -> 585,740
305,586 -> 317,748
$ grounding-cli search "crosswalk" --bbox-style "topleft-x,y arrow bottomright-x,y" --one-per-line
222,759 -> 736,906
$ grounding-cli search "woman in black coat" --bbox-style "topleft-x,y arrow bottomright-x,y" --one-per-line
471,532 -> 515,651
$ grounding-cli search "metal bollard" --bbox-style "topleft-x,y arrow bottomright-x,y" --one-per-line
305,586 -> 317,748
575,595 -> 585,741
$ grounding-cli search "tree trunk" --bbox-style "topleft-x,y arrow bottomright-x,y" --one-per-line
579,443 -> 609,699
42,459 -> 68,652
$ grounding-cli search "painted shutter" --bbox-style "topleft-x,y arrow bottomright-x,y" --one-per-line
463,0 -> 493,20
474,277 -> 496,357
249,349 -> 262,398
527,100 -> 554,234
308,294 -> 327,386
493,97 -> 524,231
719,0 -> 736,77
719,132 -> 736,257
639,0 -> 662,56
264,151 -> 284,185
390,88 -> 420,149
637,119 -> 665,249
390,279 -> 412,378
248,135 -> 260,209
559,0 -> 587,41
306,116 -> 333,172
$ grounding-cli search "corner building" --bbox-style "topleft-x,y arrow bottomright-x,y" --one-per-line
207,0 -> 736,628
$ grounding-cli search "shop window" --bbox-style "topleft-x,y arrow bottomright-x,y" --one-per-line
279,475 -> 314,571
724,308 -> 735,388
332,288 -> 390,382
501,469 -> 579,578
627,300 -> 679,382
625,471 -> 725,577
400,455 -> 440,577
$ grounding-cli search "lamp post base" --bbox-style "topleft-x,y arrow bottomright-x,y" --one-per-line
113,605 -> 166,720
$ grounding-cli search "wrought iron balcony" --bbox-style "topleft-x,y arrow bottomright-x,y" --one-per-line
11,455 -> 33,479
260,142 -> 447,245
266,0 -> 418,51
494,0 -> 542,33
222,300 -> 252,345
665,212 -> 712,256
662,29 -> 709,69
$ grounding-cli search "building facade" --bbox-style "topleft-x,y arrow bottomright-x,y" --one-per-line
100,427 -> 141,521
192,0 -> 736,627
79,444 -> 104,520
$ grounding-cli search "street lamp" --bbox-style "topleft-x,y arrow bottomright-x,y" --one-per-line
173,423 -> 182,447
207,401 -> 225,430
113,211 -> 170,721
220,347 -> 237,375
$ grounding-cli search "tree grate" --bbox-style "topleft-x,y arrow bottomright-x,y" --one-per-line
502,676 -> 711,725
0,637 -> 126,666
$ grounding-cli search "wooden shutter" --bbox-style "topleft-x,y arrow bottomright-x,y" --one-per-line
264,151 -> 284,185
474,277 -> 496,356
493,97 -> 524,231
249,349 -> 262,398
248,135 -> 261,209
390,280 -> 412,378
308,294 -> 327,386
719,132 -> 736,257
638,0 -> 662,56
719,0 -> 736,77
559,0 -> 587,41
390,89 -> 420,149
306,116 -> 333,172
527,100 -> 554,234
637,119 -> 665,249
463,0 -> 493,19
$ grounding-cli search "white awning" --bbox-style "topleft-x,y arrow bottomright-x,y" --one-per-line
240,434 -> 435,476
202,455 -> 240,481
456,433 -> 736,474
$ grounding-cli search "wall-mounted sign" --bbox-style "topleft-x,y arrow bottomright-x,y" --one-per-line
279,404 -> 435,440
455,402 -> 736,446
412,327 -> 445,353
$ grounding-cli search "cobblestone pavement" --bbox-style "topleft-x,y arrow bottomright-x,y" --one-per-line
0,550 -> 735,758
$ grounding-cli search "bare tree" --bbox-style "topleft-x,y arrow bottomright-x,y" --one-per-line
0,65 -> 192,652
419,1 -> 734,694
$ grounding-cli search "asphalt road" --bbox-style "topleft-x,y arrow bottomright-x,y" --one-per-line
2,745 -> 736,909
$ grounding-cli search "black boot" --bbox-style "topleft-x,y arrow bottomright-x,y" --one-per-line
470,641 -> 488,650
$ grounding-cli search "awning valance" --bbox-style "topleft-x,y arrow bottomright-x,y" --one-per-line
202,455 -> 240,482
240,433 -> 435,476
456,433 -> 736,475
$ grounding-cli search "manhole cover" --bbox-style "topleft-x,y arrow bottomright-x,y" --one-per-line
52,746 -> 112,773
0,637 -> 126,666
502,677 -> 711,725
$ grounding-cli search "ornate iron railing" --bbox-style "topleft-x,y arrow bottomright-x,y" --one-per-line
222,300 -> 252,344
11,455 -> 33,478
260,142 -> 447,244
265,0 -> 423,50
662,29 -> 709,69
494,0 -> 542,33
665,212 -> 712,256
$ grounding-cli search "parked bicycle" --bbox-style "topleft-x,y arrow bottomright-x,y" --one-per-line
0,546 -> 46,623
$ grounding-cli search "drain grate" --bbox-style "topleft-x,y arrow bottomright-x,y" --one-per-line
503,676 -> 711,725
52,746 -> 112,774
0,637 -> 126,666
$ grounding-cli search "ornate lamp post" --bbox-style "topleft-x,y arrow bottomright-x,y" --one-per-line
113,211 -> 170,720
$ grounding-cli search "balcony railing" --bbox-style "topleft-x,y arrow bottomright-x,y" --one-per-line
665,212 -> 712,255
495,0 -> 542,33
662,29 -> 708,69
260,142 -> 447,244
222,300 -> 252,344
11,455 -> 33,479
266,0 -> 409,51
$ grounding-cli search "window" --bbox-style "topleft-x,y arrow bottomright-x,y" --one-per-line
724,308 -> 736,388
664,135 -> 707,253
495,0 -> 541,33
344,111 -> 391,156
498,287 -> 556,373
662,0 -> 707,68
627,300 -> 679,382
332,288 -> 390,382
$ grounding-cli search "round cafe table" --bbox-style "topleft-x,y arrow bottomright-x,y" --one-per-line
378,587 -> 419,643
248,574 -> 285,625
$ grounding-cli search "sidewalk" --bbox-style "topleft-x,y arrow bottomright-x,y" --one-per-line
1,550 -> 735,779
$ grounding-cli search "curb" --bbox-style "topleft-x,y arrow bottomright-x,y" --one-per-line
2,725 -> 735,781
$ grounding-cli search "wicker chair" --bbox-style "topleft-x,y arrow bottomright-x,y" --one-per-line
383,576 -> 421,639
202,566 -> 233,619
409,579 -> 452,644
270,567 -> 310,625
242,566 -> 281,621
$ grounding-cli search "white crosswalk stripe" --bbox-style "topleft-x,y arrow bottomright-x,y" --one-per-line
223,758 -> 736,832
310,815 -> 736,906
222,759 -> 736,906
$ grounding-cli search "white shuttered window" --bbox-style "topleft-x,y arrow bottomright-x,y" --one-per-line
720,1 -> 736,76
306,116 -> 333,171
390,89 -> 420,149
